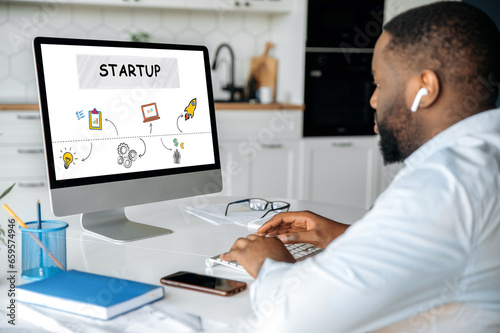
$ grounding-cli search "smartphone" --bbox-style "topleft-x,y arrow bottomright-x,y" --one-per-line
160,271 -> 247,296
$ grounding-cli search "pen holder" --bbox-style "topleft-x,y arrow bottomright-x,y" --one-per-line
20,220 -> 68,281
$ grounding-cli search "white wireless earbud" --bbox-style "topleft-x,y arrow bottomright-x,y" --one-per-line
410,87 -> 429,112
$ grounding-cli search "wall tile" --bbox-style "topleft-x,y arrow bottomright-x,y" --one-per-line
25,79 -> 38,103
230,30 -> 256,60
0,3 -> 8,24
216,12 -> 243,35
0,3 -> 275,103
175,28 -> 204,45
189,11 -> 216,34
161,10 -> 188,33
103,6 -> 132,31
133,8 -> 161,31
46,4 -> 72,30
0,77 -> 26,102
10,50 -> 35,83
57,23 -> 87,39
0,21 -> 25,56
243,13 -> 271,36
72,5 -> 102,30
88,24 -> 120,41
0,53 -> 8,80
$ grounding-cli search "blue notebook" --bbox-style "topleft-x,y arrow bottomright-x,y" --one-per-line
17,270 -> 165,320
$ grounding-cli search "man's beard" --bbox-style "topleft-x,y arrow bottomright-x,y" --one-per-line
376,95 -> 421,165
378,123 -> 405,165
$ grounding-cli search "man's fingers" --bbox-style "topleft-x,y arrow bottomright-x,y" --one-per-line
220,248 -> 243,262
257,212 -> 296,234
278,231 -> 317,245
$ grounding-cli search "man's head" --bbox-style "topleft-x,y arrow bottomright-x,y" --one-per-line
371,2 -> 500,164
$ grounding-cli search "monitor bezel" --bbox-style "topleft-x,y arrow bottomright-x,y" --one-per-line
33,36 -> 221,191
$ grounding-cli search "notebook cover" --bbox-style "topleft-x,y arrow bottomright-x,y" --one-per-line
17,269 -> 165,320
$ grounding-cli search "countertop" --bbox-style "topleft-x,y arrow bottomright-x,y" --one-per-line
0,103 -> 304,111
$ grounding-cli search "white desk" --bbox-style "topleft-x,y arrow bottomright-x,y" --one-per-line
0,188 -> 367,332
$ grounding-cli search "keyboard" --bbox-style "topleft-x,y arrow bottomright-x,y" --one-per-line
206,243 -> 323,272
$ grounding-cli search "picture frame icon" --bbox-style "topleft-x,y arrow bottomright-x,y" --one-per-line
89,108 -> 102,130
141,103 -> 160,122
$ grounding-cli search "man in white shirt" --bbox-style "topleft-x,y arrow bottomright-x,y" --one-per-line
221,2 -> 500,332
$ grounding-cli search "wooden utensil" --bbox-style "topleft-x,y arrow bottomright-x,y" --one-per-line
248,41 -> 278,101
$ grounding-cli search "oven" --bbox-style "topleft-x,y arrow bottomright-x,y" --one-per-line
303,0 -> 383,137
303,50 -> 375,136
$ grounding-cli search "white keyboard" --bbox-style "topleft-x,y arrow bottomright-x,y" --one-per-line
206,243 -> 323,272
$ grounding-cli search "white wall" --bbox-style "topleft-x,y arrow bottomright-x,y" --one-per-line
384,0 -> 461,23
0,1 -> 305,104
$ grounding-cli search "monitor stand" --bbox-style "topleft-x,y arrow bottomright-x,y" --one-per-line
81,208 -> 172,243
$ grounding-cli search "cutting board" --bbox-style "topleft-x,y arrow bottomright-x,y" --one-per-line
248,42 -> 278,100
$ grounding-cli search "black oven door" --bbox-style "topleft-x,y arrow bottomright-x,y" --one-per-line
303,51 -> 375,137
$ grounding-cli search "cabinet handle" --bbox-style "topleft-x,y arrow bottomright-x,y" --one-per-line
17,148 -> 44,154
17,114 -> 40,120
331,142 -> 353,148
18,182 -> 45,188
260,143 -> 284,149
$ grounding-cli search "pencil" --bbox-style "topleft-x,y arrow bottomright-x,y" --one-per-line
2,204 -> 63,269
37,199 -> 42,229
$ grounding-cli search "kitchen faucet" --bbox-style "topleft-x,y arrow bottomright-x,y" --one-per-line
212,43 -> 238,102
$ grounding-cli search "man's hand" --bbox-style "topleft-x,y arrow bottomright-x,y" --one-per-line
220,235 -> 295,278
256,211 -> 349,249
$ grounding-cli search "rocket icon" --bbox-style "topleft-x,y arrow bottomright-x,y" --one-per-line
184,98 -> 197,120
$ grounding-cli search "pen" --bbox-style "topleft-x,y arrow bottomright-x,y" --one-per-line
3,204 -> 63,269
37,199 -> 41,229
37,199 -> 44,269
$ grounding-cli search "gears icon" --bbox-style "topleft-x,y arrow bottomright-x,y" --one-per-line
118,143 -> 129,155
117,143 -> 136,168
129,150 -> 137,161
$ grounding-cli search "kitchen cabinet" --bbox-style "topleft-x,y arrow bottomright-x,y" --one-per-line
216,109 -> 302,199
0,110 -> 47,189
7,0 -> 292,13
300,136 -> 382,210
0,106 -> 383,210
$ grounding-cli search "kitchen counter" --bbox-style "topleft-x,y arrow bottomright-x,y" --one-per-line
0,103 -> 304,111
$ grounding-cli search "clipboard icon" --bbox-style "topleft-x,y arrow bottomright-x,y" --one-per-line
141,103 -> 160,122
89,108 -> 102,130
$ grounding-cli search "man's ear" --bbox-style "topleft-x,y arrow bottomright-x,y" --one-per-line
415,69 -> 440,109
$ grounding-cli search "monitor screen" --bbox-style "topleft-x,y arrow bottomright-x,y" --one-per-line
34,37 -> 222,242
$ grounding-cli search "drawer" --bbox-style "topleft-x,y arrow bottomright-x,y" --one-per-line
215,110 -> 303,141
0,146 -> 47,179
0,111 -> 44,146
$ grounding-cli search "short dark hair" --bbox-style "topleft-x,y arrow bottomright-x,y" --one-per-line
383,1 -> 500,107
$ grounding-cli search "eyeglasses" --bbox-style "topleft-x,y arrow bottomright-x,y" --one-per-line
225,198 -> 290,218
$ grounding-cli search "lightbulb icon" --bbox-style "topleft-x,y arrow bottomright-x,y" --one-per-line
63,152 -> 73,169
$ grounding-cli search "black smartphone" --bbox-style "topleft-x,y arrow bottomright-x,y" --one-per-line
160,271 -> 247,296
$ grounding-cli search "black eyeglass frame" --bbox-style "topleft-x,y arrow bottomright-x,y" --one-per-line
224,198 -> 291,219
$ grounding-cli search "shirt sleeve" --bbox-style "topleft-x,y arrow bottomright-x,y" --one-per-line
248,165 -> 474,332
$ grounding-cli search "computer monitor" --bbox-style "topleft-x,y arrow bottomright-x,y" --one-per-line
33,37 -> 223,243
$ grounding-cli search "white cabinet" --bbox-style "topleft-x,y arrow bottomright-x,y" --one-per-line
300,136 -> 382,210
0,110 -> 47,189
216,110 -> 302,199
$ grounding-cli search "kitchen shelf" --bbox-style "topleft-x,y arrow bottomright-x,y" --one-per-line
7,0 -> 292,13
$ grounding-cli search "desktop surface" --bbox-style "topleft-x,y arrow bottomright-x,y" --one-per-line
0,189 -> 367,331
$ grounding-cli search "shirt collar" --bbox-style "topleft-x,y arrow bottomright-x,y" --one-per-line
404,107 -> 500,170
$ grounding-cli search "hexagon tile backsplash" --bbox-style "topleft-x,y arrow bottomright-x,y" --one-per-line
0,2 -> 274,103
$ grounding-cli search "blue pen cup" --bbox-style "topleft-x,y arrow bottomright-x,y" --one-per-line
20,220 -> 68,281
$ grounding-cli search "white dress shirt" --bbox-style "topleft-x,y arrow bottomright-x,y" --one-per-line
248,108 -> 500,333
